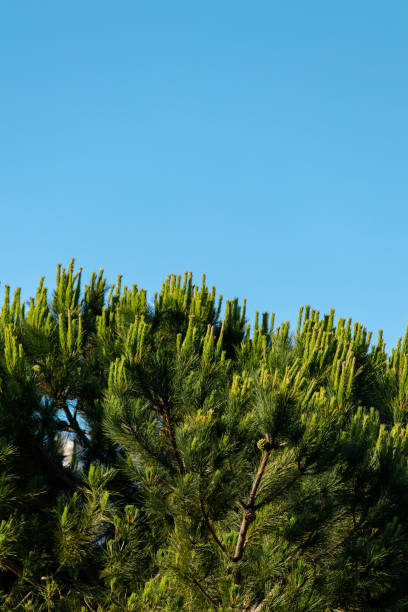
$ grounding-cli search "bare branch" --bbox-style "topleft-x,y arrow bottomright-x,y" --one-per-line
59,400 -> 89,449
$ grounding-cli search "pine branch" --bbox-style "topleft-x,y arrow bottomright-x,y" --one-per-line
198,475 -> 228,557
56,420 -> 91,435
288,507 -> 349,562
1,559 -> 39,589
59,400 -> 89,449
232,447 -> 271,563
191,576 -> 218,609
247,510 -> 352,612
157,475 -> 178,491
162,402 -> 185,475
121,402 -> 177,474
127,425 -> 176,474
248,575 -> 286,612
233,452 -> 306,565
250,597 -> 269,612
313,520 -> 365,563
254,470 -> 303,511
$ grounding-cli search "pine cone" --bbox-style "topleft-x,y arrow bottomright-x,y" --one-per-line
257,438 -> 267,451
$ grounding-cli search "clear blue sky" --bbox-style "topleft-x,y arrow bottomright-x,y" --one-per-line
1,1 -> 407,349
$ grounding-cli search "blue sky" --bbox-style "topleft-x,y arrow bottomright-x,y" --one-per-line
1,1 -> 407,349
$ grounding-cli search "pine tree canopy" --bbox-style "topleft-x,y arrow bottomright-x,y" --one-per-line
2,260 -> 408,611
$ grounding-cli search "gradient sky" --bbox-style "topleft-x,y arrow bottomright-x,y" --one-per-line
1,1 -> 407,349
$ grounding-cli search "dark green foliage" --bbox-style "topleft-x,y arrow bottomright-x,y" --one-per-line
1,260 -> 408,610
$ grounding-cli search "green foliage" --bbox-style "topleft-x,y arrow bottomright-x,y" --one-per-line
1,260 -> 408,609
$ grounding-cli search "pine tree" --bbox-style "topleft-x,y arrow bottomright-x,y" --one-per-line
1,261 -> 408,610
